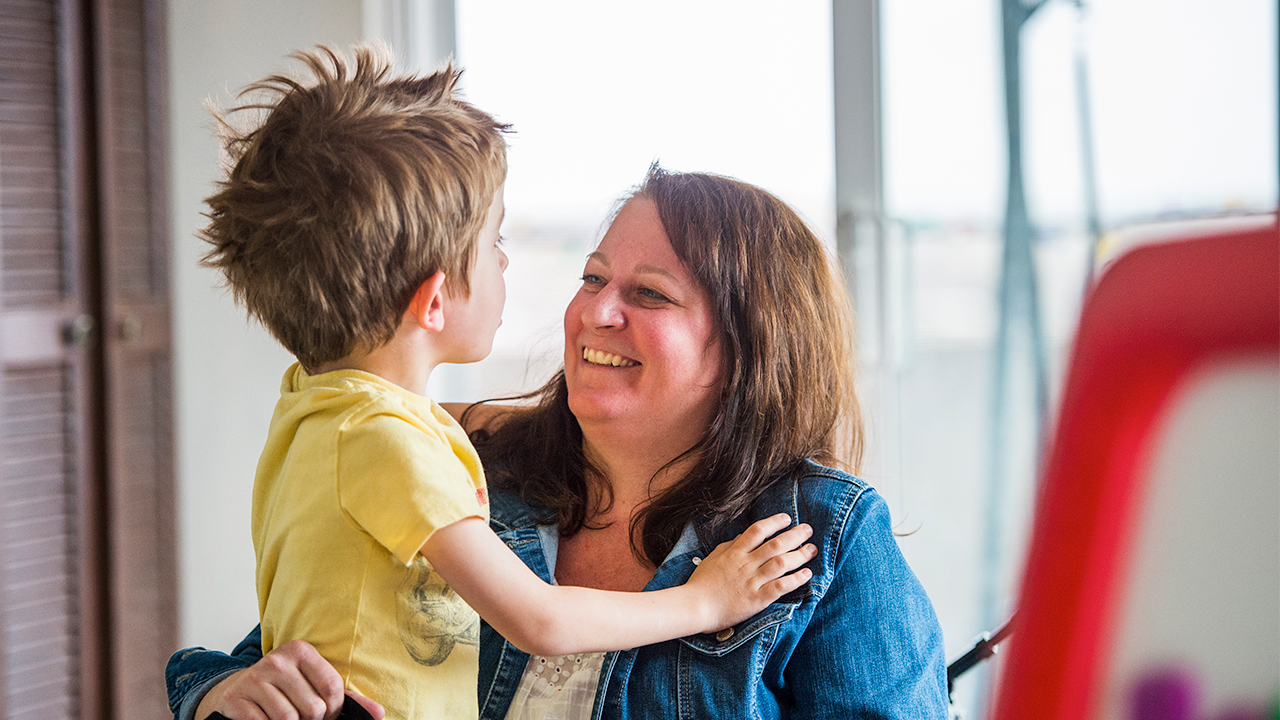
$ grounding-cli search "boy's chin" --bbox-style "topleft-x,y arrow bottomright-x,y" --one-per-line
445,345 -> 495,366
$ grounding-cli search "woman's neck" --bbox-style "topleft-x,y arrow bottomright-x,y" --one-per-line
579,425 -> 700,519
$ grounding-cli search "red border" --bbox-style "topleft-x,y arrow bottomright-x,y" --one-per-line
991,222 -> 1280,720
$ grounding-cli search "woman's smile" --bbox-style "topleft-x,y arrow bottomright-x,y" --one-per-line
581,347 -> 639,367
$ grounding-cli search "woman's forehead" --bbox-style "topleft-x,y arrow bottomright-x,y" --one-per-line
595,200 -> 677,263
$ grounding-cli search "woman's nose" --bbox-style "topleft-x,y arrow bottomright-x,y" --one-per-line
581,287 -> 625,329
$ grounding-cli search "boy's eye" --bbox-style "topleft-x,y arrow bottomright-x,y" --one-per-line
496,235 -> 506,246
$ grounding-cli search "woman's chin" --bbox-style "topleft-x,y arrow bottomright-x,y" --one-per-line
566,392 -> 636,428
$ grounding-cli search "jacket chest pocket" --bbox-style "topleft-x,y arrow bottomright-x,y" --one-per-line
674,601 -> 799,720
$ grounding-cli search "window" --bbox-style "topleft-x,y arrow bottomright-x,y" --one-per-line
878,0 -> 1276,714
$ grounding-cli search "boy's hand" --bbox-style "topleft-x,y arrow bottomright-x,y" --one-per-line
194,640 -> 385,720
685,513 -> 816,633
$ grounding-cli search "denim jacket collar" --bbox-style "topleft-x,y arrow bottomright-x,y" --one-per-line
488,466 -> 826,595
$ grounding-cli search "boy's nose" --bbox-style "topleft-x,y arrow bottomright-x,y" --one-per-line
497,246 -> 509,272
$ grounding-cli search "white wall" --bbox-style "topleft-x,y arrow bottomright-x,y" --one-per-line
167,0 -> 364,650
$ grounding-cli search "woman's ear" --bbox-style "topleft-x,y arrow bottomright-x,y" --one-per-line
407,272 -> 448,332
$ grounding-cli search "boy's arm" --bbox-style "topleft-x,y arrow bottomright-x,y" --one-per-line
422,513 -> 815,658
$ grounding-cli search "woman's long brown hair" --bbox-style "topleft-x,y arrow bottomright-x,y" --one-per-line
472,165 -> 863,567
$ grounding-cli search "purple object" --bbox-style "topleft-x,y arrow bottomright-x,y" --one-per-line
1130,667 -> 1201,720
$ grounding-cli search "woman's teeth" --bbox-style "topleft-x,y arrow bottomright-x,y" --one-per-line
583,348 -> 638,367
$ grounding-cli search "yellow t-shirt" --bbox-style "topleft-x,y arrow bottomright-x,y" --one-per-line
253,364 -> 489,720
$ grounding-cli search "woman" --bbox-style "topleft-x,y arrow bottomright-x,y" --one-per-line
168,166 -> 948,720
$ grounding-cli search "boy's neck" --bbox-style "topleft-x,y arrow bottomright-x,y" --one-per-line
312,327 -> 440,397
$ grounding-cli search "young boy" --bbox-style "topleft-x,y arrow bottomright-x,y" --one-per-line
200,44 -> 815,720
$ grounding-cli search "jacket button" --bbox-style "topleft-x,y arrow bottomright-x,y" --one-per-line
715,627 -> 735,642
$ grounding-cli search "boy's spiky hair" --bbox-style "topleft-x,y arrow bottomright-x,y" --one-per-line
200,43 -> 509,370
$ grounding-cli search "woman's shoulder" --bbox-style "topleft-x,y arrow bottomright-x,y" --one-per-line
769,458 -> 879,509
792,458 -> 872,491
753,459 -> 893,544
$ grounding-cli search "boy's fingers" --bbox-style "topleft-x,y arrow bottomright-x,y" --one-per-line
750,523 -> 813,561
759,544 -> 818,578
735,513 -> 794,549
764,567 -> 813,597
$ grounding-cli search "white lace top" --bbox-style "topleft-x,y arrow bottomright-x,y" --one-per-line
503,652 -> 606,720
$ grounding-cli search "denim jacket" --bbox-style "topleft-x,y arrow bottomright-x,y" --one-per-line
167,460 -> 947,720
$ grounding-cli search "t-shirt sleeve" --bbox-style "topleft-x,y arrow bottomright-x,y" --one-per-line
336,412 -> 484,566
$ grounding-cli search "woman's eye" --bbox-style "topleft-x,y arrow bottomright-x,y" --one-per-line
580,273 -> 604,286
638,287 -> 670,303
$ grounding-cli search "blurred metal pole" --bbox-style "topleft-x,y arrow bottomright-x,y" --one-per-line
833,0 -> 883,355
1073,1 -> 1103,287
363,0 -> 456,70
976,0 -> 1052,714
834,0 -> 909,506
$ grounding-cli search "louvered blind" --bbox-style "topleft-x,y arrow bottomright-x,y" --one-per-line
0,0 -> 63,310
104,0 -> 162,299
0,0 -> 175,718
1,367 -> 80,720
0,2 -> 88,719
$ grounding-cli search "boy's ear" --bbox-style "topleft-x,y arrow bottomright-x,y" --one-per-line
407,272 -> 448,332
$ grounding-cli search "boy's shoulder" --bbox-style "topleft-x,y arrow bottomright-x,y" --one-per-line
309,373 -> 481,489
283,366 -> 442,430
318,379 -> 486,558
337,400 -> 471,465
269,364 -> 474,481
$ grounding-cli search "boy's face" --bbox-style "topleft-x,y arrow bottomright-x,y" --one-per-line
441,185 -> 508,363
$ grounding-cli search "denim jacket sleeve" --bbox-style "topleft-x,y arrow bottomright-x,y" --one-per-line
165,625 -> 264,720
786,481 -> 948,719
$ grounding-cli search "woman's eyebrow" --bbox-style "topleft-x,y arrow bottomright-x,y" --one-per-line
585,253 -> 681,284
635,264 -> 679,282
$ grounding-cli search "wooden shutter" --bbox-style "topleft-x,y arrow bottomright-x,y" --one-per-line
0,0 -> 174,717
0,1 -> 107,719
92,0 -> 175,717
